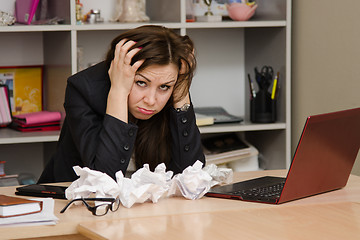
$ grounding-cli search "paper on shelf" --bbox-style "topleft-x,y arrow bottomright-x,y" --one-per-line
65,161 -> 233,208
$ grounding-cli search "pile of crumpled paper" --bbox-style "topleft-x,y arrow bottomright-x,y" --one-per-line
65,161 -> 233,208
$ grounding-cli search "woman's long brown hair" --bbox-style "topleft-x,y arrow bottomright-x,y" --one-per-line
105,25 -> 196,171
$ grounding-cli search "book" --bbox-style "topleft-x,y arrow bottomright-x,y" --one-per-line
0,161 -> 4,177
0,66 -> 43,115
12,111 -> 61,125
202,133 -> 255,166
194,106 -> 243,124
202,133 -> 250,154
10,111 -> 61,132
0,198 -> 58,226
0,175 -> 19,187
195,113 -> 214,126
10,120 -> 61,132
0,85 -> 12,127
0,195 -> 42,218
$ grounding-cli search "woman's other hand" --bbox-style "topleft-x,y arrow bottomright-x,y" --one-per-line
173,83 -> 190,110
173,59 -> 191,109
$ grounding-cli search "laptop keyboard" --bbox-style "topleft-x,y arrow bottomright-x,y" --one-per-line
234,182 -> 285,200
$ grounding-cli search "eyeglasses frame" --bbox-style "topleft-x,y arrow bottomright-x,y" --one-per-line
60,197 -> 120,216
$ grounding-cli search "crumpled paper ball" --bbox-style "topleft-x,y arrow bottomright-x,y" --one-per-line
115,163 -> 173,208
168,161 -> 212,200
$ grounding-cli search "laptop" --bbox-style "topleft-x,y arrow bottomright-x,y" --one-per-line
206,107 -> 360,204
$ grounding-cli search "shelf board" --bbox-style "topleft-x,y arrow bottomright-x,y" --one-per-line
185,20 -> 287,29
0,24 -> 72,32
0,122 -> 286,143
0,128 -> 59,144
0,20 -> 287,33
73,22 -> 183,31
199,121 -> 287,134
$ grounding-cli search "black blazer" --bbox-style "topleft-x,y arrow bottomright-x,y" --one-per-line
38,62 -> 205,183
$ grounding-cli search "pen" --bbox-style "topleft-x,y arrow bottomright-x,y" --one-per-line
271,72 -> 279,100
248,74 -> 257,99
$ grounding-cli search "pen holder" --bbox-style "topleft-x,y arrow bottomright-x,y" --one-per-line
250,90 -> 276,123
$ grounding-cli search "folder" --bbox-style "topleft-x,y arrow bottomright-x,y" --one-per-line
10,111 -> 61,132
15,0 -> 40,25
12,111 -> 61,125
10,121 -> 61,132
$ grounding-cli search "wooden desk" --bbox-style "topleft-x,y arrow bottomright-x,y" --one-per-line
1,170 -> 360,240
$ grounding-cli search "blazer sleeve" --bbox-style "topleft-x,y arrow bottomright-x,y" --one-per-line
63,69 -> 138,180
168,103 -> 206,174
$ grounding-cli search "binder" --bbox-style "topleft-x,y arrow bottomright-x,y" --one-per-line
15,0 -> 40,25
0,85 -> 12,127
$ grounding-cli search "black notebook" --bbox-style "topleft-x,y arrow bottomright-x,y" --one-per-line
15,184 -> 67,199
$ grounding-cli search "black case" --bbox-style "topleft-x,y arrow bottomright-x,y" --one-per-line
15,184 -> 67,199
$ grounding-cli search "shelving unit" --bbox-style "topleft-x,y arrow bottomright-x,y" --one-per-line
0,0 -> 291,178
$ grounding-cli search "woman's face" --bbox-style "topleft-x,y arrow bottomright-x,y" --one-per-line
128,64 -> 178,120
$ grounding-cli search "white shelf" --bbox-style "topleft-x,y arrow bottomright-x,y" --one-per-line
185,20 -> 287,29
0,128 -> 59,144
73,22 -> 184,31
199,122 -> 287,134
0,24 -> 72,32
0,20 -> 287,33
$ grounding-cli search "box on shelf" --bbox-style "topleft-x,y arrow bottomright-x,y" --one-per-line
227,147 -> 259,172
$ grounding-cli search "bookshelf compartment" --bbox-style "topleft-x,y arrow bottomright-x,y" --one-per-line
0,0 -> 292,179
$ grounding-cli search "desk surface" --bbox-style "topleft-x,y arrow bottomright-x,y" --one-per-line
1,170 -> 360,240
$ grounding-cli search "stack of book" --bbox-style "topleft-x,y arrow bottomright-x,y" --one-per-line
0,85 -> 12,127
10,111 -> 61,132
0,195 -> 58,226
0,195 -> 42,218
202,133 -> 258,169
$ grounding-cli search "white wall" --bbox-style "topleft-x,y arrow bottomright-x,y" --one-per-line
292,0 -> 360,175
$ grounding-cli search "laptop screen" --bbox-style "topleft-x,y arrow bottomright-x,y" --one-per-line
279,107 -> 360,203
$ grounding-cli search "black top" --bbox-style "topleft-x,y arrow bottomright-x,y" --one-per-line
38,62 -> 205,183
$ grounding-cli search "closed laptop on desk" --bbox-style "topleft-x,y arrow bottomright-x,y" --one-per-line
206,107 -> 360,204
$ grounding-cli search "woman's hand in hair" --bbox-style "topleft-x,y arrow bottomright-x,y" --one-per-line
106,39 -> 144,123
108,39 -> 144,94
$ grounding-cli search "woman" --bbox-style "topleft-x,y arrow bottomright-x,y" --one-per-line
38,25 -> 205,183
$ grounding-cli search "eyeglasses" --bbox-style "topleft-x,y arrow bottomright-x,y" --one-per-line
60,197 -> 120,216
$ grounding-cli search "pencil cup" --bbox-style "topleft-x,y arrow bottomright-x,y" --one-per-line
250,90 -> 276,123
